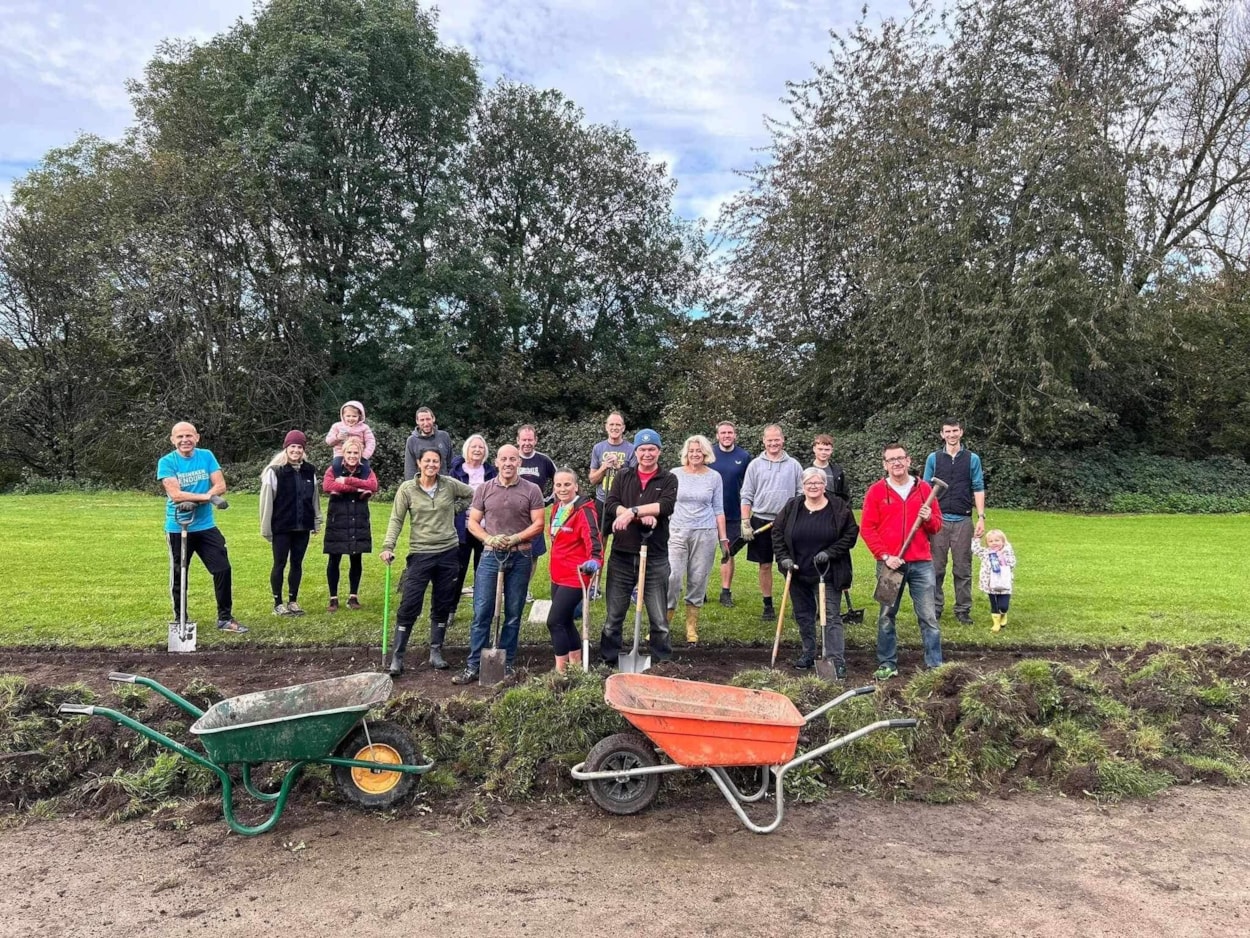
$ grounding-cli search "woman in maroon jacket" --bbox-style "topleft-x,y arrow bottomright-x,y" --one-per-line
322,438 -> 378,612
546,468 -> 603,672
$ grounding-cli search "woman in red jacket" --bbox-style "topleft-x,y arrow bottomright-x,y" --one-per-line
546,468 -> 603,672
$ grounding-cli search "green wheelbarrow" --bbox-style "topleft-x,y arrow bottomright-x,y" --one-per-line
59,671 -> 433,836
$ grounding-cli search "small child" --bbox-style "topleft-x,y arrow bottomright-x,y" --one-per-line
971,529 -> 1016,633
324,400 -> 376,459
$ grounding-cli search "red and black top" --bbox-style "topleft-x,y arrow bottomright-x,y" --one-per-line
547,496 -> 603,589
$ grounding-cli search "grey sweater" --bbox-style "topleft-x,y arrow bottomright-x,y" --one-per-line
670,468 -> 725,530
740,452 -> 803,519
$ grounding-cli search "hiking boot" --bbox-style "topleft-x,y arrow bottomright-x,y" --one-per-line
873,663 -> 899,681
955,611 -> 974,626
216,617 -> 249,634
286,601 -> 306,617
719,589 -> 734,608
347,596 -> 362,610
451,668 -> 479,685
273,603 -> 290,616
327,598 -> 339,613
792,656 -> 815,670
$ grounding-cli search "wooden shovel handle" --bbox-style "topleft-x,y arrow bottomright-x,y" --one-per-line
895,478 -> 947,559
770,569 -> 793,667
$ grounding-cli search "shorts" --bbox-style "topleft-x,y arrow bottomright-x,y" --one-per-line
745,515 -> 775,564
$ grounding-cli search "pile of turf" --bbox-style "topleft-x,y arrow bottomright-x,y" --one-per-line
1,644 -> 1246,829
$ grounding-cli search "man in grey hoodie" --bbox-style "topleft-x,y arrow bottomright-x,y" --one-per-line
403,406 -> 454,481
739,424 -> 803,622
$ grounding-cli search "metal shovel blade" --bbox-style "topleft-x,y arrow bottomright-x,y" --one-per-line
873,566 -> 904,606
618,545 -> 651,674
479,565 -> 508,686
167,620 -> 197,653
814,579 -> 837,680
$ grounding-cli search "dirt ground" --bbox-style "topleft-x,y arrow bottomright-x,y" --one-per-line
1,783 -> 1245,937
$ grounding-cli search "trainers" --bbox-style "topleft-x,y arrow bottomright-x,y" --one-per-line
327,598 -> 339,613
286,601 -> 306,617
761,605 -> 775,622
450,668 -> 479,685
504,666 -> 517,679
873,663 -> 899,681
526,591 -> 535,603
216,617 -> 249,634
347,596 -> 362,610
719,589 -> 734,608
273,603 -> 289,616
461,586 -> 474,595
955,612 -> 974,626
589,585 -> 602,601
792,656 -> 815,670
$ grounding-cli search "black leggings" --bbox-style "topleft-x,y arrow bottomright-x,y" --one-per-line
327,554 -> 363,597
547,583 -> 584,656
271,531 -> 310,603
989,593 -> 1012,614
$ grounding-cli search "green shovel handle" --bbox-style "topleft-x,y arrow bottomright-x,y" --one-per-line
382,561 -> 391,660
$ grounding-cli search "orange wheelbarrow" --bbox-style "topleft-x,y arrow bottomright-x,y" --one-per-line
571,673 -> 917,834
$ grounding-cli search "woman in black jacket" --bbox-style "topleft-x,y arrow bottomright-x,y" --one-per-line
322,437 -> 377,612
772,467 -> 859,675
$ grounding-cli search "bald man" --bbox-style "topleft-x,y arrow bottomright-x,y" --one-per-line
157,422 -> 247,633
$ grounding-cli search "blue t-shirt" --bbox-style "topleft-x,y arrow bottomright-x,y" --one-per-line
157,448 -> 222,533
591,440 -> 635,502
709,444 -> 751,521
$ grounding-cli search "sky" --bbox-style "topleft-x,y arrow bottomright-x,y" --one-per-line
0,0 -> 908,221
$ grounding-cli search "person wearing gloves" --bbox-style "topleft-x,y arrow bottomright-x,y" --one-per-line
260,430 -> 322,617
545,468 -> 603,672
322,437 -> 377,612
380,449 -> 475,675
860,443 -> 944,680
739,424 -> 804,623
772,467 -> 860,674
323,399 -> 376,459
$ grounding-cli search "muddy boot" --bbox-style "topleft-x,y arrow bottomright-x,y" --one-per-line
685,604 -> 700,644
388,626 -> 411,676
428,621 -> 449,670
666,607 -> 676,625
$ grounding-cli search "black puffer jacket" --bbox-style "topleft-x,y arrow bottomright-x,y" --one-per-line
322,457 -> 375,555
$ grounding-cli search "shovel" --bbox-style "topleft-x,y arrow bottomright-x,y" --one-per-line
721,521 -> 773,565
618,530 -> 653,674
768,567 -> 794,667
479,557 -> 508,685
578,570 -> 592,673
167,503 -> 197,653
814,558 -> 838,680
381,562 -> 391,667
842,590 -> 864,624
873,478 -> 947,607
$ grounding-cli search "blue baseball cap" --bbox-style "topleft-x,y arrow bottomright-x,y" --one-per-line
633,429 -> 661,448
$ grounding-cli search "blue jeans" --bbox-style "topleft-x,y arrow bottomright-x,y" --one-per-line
876,560 -> 942,669
466,548 -> 531,671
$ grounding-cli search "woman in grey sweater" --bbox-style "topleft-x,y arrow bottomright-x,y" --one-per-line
666,435 -> 729,643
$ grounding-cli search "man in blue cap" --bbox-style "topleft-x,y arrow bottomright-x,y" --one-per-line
600,428 -> 679,664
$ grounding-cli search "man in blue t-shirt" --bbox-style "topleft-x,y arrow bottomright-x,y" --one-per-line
922,417 -> 987,626
709,420 -> 751,607
156,422 -> 248,633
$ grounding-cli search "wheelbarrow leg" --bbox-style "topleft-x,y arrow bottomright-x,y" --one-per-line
705,767 -> 787,835
218,763 -> 308,836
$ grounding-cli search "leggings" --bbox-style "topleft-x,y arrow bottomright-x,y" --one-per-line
270,531 -> 310,603
327,553 -> 363,597
454,533 -> 485,597
989,593 -> 1012,614
547,583 -> 584,656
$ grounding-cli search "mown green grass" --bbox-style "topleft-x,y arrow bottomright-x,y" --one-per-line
2,493 -> 1246,649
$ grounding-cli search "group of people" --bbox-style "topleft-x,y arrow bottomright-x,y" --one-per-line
156,409 -> 1018,681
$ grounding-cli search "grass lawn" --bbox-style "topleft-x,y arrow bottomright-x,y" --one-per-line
2,493 -> 1247,650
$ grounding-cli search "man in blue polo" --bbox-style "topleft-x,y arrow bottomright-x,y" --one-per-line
156,421 -> 247,634
923,417 -> 986,626
709,420 -> 750,607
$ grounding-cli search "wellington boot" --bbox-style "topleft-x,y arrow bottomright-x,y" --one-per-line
990,613 -> 1002,633
389,626 -> 411,676
999,614 -> 1008,630
685,604 -> 700,644
428,622 -> 449,670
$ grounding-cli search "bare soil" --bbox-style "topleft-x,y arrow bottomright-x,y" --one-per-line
2,784 -> 1246,937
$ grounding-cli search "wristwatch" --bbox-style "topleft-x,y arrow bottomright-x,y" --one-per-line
630,506 -> 640,518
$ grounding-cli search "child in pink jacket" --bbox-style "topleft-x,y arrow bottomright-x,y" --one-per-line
324,400 -> 377,459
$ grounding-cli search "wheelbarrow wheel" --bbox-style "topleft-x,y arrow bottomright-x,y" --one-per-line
583,733 -> 661,816
332,721 -> 420,808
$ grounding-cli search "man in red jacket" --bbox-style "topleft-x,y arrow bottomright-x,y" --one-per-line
860,442 -> 943,680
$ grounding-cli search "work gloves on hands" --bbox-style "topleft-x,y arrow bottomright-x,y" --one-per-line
578,560 -> 601,575
209,495 -> 229,510
814,551 -> 831,565
740,520 -> 754,542
486,534 -> 513,550
778,558 -> 794,572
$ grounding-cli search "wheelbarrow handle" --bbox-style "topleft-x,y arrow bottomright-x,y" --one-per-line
889,718 -> 919,729
58,703 -> 96,716
109,672 -> 137,683
107,672 -> 205,718
802,685 -> 876,724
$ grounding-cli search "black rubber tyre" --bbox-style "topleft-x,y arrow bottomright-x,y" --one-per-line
583,733 -> 661,816
332,720 -> 420,808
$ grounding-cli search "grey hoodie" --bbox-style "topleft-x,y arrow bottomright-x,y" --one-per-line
740,451 -> 803,519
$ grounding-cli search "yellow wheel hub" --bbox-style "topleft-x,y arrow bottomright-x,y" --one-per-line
350,743 -> 403,795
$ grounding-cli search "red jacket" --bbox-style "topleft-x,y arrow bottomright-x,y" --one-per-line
860,476 -> 942,562
548,497 -> 603,589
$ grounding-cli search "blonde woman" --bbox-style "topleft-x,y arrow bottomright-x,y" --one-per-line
259,430 -> 322,616
666,435 -> 727,643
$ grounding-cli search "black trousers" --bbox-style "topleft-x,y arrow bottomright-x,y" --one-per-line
397,547 -> 460,631
168,526 -> 233,621
327,554 -> 363,596
270,531 -> 310,603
